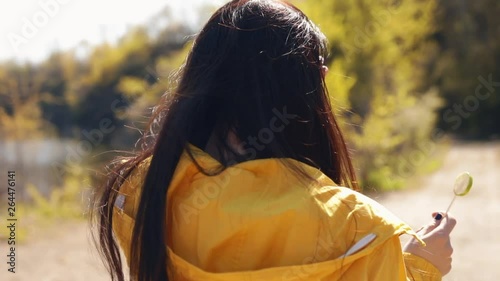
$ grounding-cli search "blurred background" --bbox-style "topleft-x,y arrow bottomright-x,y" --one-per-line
0,0 -> 498,280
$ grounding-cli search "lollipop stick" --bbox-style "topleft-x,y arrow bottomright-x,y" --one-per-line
444,194 -> 457,215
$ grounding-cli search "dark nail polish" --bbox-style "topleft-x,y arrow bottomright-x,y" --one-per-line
434,213 -> 443,220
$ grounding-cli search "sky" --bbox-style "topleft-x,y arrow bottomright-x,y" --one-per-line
0,0 -> 224,63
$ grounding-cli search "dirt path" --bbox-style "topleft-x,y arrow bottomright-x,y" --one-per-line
0,221 -> 109,281
1,142 -> 498,280
376,141 -> 500,281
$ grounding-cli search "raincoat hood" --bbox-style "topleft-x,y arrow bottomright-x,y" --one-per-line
113,145 -> 429,280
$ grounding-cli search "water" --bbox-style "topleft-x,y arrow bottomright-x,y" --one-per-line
0,139 -> 77,200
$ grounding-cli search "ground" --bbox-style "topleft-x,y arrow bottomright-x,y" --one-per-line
378,141 -> 500,281
1,221 -> 109,281
1,141 -> 498,280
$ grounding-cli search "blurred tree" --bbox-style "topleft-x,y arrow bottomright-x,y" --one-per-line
37,52 -> 81,137
0,63 -> 56,139
65,17 -> 197,154
431,0 -> 500,138
70,27 -> 155,149
298,0 -> 443,189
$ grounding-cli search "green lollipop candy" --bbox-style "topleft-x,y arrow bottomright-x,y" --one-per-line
444,172 -> 473,215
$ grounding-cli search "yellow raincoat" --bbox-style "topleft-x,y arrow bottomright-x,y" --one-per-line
113,145 -> 441,280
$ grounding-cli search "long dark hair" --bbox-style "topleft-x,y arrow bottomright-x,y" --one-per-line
93,0 -> 359,280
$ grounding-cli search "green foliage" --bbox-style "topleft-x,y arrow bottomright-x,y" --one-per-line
0,168 -> 88,243
0,95 -> 56,139
351,90 -> 444,190
297,0 -> 446,190
0,213 -> 28,242
116,44 -> 192,121
0,64 -> 57,140
25,167 -> 89,221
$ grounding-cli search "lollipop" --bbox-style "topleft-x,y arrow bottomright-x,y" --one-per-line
443,172 -> 473,216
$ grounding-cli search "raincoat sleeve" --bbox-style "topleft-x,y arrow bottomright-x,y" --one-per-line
403,252 -> 442,281
320,186 -> 442,281
356,235 -> 441,281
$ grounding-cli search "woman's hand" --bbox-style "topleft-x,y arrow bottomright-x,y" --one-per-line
403,212 -> 457,276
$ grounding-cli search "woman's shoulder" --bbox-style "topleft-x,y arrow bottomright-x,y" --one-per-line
309,184 -> 414,254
